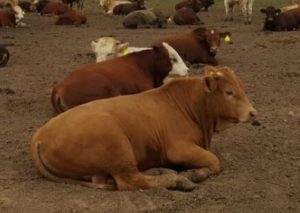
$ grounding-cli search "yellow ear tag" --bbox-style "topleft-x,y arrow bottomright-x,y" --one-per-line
122,47 -> 129,56
224,35 -> 231,43
167,17 -> 172,23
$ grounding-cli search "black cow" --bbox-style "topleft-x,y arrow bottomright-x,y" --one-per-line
261,6 -> 299,31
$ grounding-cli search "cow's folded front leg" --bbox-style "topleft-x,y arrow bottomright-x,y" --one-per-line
142,168 -> 178,176
167,145 -> 220,183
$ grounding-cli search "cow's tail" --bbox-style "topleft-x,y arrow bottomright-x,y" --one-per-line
30,135 -> 114,189
51,87 -> 67,113
31,136 -> 67,183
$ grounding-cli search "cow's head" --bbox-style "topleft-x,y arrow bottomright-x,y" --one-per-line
194,27 -> 231,56
13,6 -> 25,23
260,7 -> 281,22
203,66 -> 257,130
152,8 -> 168,28
152,42 -> 189,76
101,0 -> 112,12
91,37 -> 129,62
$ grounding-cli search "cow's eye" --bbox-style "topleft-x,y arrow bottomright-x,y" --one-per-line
225,91 -> 234,96
171,57 -> 177,63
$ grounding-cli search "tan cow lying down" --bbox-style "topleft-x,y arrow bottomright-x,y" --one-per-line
281,4 -> 299,13
51,42 -> 188,113
91,37 -> 150,62
31,66 -> 257,191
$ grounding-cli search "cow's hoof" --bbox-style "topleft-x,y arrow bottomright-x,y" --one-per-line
179,168 -> 210,183
172,176 -> 197,191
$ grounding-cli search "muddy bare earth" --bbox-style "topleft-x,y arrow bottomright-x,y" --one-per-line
0,1 -> 299,212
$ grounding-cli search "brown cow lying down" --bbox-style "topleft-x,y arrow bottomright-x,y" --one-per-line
173,7 -> 203,25
0,9 -> 16,27
157,27 -> 231,65
175,0 -> 202,13
51,42 -> 189,113
261,7 -> 300,31
113,0 -> 145,15
40,1 -> 69,16
123,8 -> 168,29
31,66 -> 257,191
55,9 -> 86,26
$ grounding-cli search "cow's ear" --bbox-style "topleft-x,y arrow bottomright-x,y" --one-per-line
260,8 -> 266,13
203,66 -> 223,92
220,32 -> 231,38
204,76 -> 218,93
152,44 -> 164,54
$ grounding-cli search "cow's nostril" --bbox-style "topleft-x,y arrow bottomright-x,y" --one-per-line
250,110 -> 257,117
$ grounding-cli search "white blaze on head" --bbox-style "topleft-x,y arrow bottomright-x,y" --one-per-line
210,29 -> 215,34
13,6 -> 25,22
91,37 -> 129,62
162,42 -> 189,76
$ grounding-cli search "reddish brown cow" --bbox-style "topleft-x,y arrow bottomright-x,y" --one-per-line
157,27 -> 231,65
51,42 -> 188,113
55,9 -> 86,26
173,7 -> 203,25
40,2 -> 70,16
0,9 -> 16,27
31,66 -> 257,191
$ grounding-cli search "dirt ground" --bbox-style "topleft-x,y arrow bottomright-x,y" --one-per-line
0,1 -> 299,212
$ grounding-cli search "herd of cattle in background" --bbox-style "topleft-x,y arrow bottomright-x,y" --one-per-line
0,0 -> 298,191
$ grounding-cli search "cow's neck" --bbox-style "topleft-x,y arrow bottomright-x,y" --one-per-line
163,78 -> 217,149
126,50 -> 168,87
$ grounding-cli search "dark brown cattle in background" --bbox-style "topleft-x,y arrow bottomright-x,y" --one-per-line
261,6 -> 300,31
157,27 -> 231,65
173,7 -> 203,25
18,1 -> 34,12
113,0 -> 145,15
175,0 -> 202,13
40,1 -> 70,16
31,66 -> 257,191
62,0 -> 83,10
0,9 -> 16,27
55,9 -> 86,26
51,42 -> 188,113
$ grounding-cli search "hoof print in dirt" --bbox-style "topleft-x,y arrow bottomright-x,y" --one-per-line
251,120 -> 261,126
0,88 -> 15,95
0,46 -> 10,67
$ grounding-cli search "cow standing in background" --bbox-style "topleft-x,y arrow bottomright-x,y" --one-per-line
224,0 -> 254,24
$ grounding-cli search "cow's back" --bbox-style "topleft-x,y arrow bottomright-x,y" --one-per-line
0,10 -> 16,27
159,33 -> 208,64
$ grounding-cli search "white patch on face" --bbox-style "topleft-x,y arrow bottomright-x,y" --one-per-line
162,42 -> 189,76
210,29 -> 214,34
13,6 -> 25,22
33,0 -> 39,4
91,37 -> 123,62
